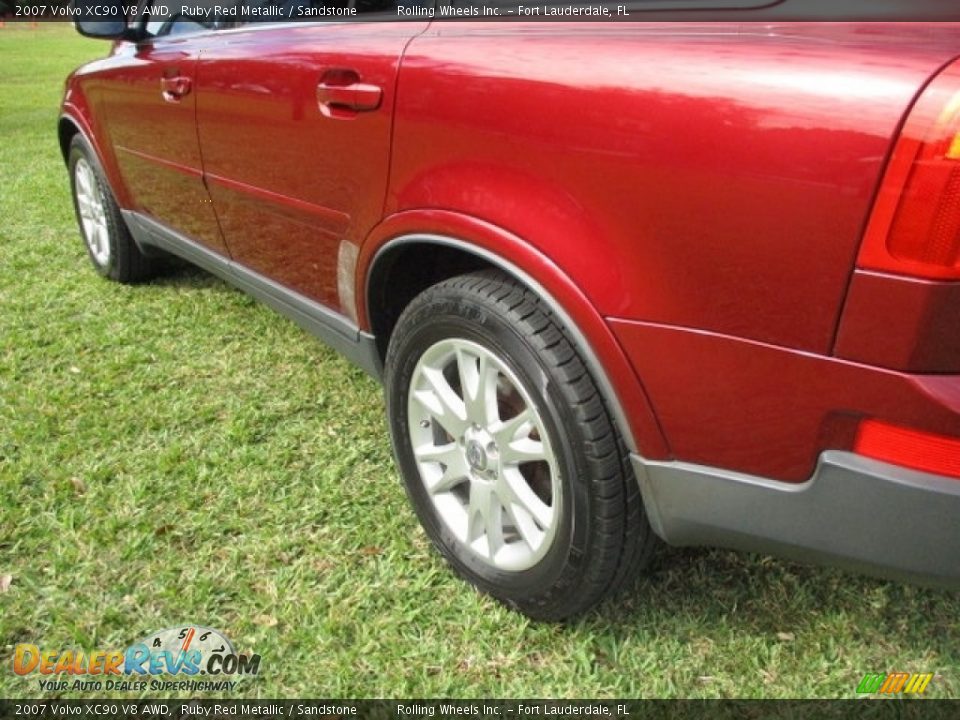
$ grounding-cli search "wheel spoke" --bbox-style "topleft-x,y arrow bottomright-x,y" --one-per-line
77,194 -> 92,219
412,366 -> 468,438
483,495 -> 505,558
502,467 -> 553,529
415,443 -> 469,494
457,346 -> 498,426
467,485 -> 503,559
76,165 -> 92,197
491,408 -> 534,446
435,459 -> 469,494
501,436 -> 547,466
466,487 -> 486,544
414,442 -> 459,464
505,501 -> 545,551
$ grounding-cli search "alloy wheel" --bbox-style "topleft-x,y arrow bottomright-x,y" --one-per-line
74,157 -> 110,267
406,338 -> 561,572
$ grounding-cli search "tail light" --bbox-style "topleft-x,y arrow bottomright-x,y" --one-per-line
855,419 -> 960,479
858,60 -> 960,280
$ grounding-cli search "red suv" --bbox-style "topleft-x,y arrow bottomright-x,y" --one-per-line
63,5 -> 960,619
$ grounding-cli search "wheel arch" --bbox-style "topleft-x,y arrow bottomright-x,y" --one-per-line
58,115 -> 81,165
58,103 -> 132,209
358,211 -> 671,461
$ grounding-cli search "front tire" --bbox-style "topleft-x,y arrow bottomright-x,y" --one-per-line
385,270 -> 656,620
68,134 -> 159,283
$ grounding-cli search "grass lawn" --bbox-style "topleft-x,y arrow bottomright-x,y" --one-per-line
1,23 -> 958,701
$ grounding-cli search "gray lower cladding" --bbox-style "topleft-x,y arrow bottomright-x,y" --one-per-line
634,450 -> 960,589
123,211 -> 382,378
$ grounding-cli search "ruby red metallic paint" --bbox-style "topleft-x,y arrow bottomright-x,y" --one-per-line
60,21 -> 960,484
612,317 -> 960,481
835,270 -> 960,373
195,23 -> 429,308
387,23 -> 960,352
357,210 -> 673,461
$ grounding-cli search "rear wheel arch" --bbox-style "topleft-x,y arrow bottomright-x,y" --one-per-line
366,241 -> 492,360
362,231 -> 670,461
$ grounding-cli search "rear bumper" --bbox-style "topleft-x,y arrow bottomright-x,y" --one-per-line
633,451 -> 960,589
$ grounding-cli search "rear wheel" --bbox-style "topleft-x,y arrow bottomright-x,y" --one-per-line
385,270 -> 656,620
68,134 -> 159,283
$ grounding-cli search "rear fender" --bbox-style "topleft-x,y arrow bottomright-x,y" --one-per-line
358,209 -> 671,460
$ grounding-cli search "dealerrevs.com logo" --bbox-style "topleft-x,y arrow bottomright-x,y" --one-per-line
12,626 -> 260,693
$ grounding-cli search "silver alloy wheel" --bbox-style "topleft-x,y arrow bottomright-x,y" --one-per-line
74,157 -> 110,267
407,338 -> 561,572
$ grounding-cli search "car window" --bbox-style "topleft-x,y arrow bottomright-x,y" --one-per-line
141,0 -> 232,38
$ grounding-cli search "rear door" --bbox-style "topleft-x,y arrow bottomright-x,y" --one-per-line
195,18 -> 428,312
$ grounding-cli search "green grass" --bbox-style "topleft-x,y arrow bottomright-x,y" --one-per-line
1,24 -> 958,701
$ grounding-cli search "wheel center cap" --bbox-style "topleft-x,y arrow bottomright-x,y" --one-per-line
465,440 -> 487,471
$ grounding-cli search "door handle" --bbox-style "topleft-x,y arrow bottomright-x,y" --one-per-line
161,76 -> 192,102
317,73 -> 382,118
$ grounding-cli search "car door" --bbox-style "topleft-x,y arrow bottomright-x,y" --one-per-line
194,19 -> 429,312
95,15 -> 229,255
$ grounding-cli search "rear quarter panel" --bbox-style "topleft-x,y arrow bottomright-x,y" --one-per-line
387,22 -> 960,354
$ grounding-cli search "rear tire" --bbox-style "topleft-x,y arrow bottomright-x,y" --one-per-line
68,134 -> 159,283
385,270 -> 656,620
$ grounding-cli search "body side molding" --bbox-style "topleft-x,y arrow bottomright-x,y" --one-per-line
123,210 -> 382,378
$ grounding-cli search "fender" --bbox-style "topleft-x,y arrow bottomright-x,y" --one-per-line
58,60 -> 132,209
60,80 -> 132,209
384,160 -> 634,317
357,209 -> 671,461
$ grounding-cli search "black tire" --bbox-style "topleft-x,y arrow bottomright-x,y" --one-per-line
385,270 -> 657,620
68,134 -> 159,283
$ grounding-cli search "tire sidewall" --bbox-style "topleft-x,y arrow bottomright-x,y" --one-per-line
386,288 -> 596,606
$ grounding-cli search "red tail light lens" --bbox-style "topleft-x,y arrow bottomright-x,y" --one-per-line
858,62 -> 960,280
855,419 -> 960,479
